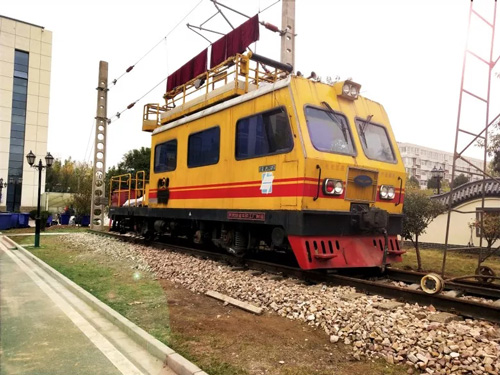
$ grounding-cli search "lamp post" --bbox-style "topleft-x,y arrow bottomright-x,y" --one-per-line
431,166 -> 445,195
26,150 -> 54,248
0,178 -> 7,205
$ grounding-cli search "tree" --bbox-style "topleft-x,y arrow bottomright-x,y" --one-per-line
46,158 -> 76,192
402,191 -> 445,271
426,177 -> 439,190
451,173 -> 469,188
406,176 -> 420,190
475,211 -> 500,264
106,147 -> 151,191
479,120 -> 500,173
69,162 -> 93,216
487,160 -> 500,177
45,157 -> 93,194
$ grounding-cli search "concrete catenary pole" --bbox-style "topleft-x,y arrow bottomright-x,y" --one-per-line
90,61 -> 108,230
280,0 -> 295,68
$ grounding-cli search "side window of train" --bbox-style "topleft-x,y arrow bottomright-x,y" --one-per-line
235,107 -> 293,160
188,126 -> 220,168
154,139 -> 177,173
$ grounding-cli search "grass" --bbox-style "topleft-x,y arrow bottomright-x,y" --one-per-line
25,236 -> 172,344
395,246 -> 500,279
9,234 -> 246,375
3,226 -> 89,234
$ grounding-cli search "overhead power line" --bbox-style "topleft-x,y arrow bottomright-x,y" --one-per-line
108,75 -> 168,124
108,0 -> 282,125
110,0 -> 204,88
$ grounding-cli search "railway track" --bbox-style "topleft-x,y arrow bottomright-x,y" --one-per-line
88,229 -> 500,323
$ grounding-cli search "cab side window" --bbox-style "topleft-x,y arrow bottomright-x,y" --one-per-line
188,126 -> 220,168
236,107 -> 293,160
154,139 -> 177,172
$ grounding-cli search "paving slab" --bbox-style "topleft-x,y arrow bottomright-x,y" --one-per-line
0,237 -> 182,375
0,247 -> 123,375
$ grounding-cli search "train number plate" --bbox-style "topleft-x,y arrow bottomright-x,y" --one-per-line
227,212 -> 266,221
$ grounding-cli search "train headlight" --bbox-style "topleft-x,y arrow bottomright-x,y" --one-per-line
335,80 -> 361,100
349,85 -> 359,97
324,179 -> 344,195
379,185 -> 395,200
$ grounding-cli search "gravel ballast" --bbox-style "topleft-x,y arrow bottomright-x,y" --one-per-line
62,233 -> 500,375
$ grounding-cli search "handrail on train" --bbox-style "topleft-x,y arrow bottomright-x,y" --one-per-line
143,52 -> 292,129
109,173 -> 131,208
135,171 -> 146,207
109,172 -> 148,208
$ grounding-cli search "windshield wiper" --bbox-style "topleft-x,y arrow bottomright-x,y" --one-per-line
359,114 -> 373,147
321,101 -> 348,144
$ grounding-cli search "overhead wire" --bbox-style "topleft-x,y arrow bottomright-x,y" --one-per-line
105,0 -> 205,124
83,119 -> 96,162
108,75 -> 169,124
260,0 -> 281,14
108,0 -> 281,125
109,0 -> 205,89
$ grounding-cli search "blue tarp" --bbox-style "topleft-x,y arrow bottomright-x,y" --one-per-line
0,213 -> 11,230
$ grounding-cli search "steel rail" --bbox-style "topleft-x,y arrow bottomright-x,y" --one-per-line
88,230 -> 500,323
386,268 -> 500,299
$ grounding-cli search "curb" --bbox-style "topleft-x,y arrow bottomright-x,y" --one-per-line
4,236 -> 208,375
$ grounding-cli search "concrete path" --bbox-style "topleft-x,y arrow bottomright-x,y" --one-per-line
0,237 -> 190,375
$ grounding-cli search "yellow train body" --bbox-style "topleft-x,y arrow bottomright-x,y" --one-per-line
147,76 -> 405,214
111,53 -> 406,270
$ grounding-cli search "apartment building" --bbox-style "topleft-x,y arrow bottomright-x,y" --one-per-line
0,15 -> 52,211
397,142 -> 484,189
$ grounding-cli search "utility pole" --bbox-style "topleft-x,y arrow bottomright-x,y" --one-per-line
90,61 -> 108,230
280,0 -> 295,68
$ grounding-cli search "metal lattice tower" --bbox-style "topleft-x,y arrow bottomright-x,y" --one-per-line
442,1 -> 500,275
90,61 -> 108,230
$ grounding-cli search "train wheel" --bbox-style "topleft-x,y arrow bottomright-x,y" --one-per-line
118,220 -> 127,234
420,273 -> 445,295
475,266 -> 496,284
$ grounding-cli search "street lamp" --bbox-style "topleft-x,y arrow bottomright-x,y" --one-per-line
431,166 -> 445,194
26,150 -> 54,248
0,178 -> 7,205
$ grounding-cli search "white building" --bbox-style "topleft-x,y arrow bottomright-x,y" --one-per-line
0,15 -> 52,211
397,142 -> 484,189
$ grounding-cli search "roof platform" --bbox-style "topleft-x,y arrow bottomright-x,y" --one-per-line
143,53 -> 292,132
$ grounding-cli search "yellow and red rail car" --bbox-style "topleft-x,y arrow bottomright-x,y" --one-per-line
109,53 -> 406,270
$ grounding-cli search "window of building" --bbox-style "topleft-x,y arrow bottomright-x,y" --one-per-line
7,50 -> 29,212
236,107 -> 293,159
188,127 -> 220,168
154,139 -> 177,173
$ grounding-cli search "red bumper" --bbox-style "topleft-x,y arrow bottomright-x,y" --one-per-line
288,234 -> 404,270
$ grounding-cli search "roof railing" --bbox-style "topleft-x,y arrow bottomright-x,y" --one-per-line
143,52 -> 291,131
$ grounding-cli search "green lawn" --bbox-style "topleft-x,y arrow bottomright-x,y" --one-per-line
9,235 -> 245,375
396,246 -> 500,279
2,226 -> 89,235
22,235 -> 172,345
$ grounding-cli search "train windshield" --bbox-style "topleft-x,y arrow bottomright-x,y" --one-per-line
355,119 -> 396,163
305,106 -> 355,156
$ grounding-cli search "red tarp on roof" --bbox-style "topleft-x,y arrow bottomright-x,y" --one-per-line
167,48 -> 208,92
166,14 -> 260,92
210,14 -> 260,68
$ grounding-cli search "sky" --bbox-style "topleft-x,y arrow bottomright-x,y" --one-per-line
2,0 -> 500,168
